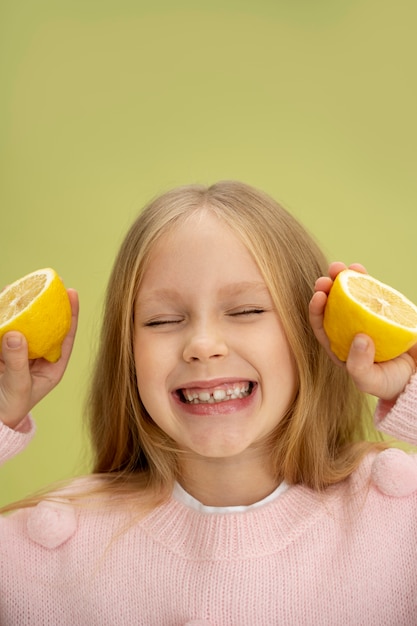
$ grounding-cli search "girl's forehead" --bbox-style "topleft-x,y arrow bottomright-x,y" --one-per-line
150,210 -> 239,254
138,210 -> 268,292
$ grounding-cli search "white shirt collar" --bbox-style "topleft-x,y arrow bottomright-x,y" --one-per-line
172,480 -> 289,514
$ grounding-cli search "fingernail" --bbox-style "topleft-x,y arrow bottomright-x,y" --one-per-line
353,336 -> 368,352
6,334 -> 22,349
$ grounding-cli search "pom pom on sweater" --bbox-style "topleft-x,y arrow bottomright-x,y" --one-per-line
27,500 -> 77,549
371,448 -> 417,497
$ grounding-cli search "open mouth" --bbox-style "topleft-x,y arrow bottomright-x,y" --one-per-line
177,381 -> 255,405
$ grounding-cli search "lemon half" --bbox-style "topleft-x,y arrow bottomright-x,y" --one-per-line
0,268 -> 71,362
323,269 -> 417,362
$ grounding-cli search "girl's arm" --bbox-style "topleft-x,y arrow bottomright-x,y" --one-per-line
0,289 -> 79,430
309,262 -> 417,402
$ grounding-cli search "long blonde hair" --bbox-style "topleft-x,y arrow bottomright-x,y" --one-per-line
1,181 -> 383,514
86,180 -> 380,498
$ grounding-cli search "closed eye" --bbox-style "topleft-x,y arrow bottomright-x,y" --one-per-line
228,308 -> 265,316
144,318 -> 184,327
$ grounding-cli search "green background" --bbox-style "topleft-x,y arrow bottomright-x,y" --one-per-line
1,0 -> 416,506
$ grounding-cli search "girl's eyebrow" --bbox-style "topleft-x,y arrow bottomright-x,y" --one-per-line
137,282 -> 270,306
218,281 -> 270,298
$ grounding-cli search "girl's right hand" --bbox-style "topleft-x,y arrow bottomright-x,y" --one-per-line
0,289 -> 79,430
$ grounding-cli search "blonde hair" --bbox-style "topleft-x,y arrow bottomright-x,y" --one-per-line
1,181 -> 383,515
87,180 -> 381,499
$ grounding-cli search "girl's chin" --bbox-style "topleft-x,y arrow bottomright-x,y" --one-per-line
179,436 -> 261,461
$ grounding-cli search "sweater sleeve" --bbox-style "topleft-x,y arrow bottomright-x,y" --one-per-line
375,373 -> 417,445
0,416 -> 36,466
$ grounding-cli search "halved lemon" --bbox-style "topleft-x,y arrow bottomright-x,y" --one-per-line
323,269 -> 417,362
0,268 -> 71,362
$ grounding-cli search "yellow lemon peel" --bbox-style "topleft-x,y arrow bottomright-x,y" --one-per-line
323,269 -> 417,362
0,268 -> 71,362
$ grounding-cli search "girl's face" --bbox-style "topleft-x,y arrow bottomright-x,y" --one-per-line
133,210 -> 298,462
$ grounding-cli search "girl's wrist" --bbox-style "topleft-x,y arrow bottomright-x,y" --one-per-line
0,414 -> 32,432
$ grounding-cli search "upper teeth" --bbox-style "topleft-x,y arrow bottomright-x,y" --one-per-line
182,383 -> 251,404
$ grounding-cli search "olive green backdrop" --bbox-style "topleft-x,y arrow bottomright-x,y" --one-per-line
1,0 -> 416,506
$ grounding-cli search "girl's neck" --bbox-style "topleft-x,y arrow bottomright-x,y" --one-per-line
178,451 -> 280,507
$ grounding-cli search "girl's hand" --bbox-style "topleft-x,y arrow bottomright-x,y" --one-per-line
309,262 -> 417,401
0,289 -> 79,430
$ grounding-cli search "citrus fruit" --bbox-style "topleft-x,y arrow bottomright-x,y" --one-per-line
0,268 -> 71,362
323,269 -> 417,362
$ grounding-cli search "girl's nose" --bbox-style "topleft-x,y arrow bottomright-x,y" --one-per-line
182,322 -> 229,363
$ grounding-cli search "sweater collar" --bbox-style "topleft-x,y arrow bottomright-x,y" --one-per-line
139,481 -> 340,560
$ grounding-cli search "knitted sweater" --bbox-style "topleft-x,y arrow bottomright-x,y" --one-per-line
2,377 -> 417,625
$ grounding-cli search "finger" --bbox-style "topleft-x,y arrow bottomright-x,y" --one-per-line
314,276 -> 333,295
0,332 -> 32,428
309,290 -> 327,324
314,262 -> 358,295
348,262 -> 367,274
67,288 -> 79,314
309,292 -> 343,366
62,289 -> 79,359
327,261 -> 348,280
314,262 -> 368,296
345,334 -> 376,392
408,342 -> 417,371
327,262 -> 367,281
1,332 -> 30,379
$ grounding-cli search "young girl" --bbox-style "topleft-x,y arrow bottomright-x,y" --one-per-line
1,181 -> 417,625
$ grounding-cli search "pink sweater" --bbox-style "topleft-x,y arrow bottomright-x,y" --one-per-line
2,377 -> 417,625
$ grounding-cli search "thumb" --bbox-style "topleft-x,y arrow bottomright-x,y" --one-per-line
2,331 -> 30,376
0,332 -> 32,427
345,334 -> 376,392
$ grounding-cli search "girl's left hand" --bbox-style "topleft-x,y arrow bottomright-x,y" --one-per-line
309,261 -> 417,402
